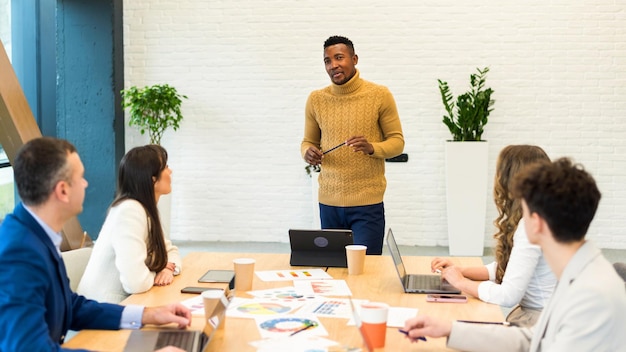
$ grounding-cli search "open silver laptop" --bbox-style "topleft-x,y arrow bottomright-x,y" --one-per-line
386,229 -> 461,294
123,292 -> 230,352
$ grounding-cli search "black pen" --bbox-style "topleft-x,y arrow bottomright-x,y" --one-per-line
290,323 -> 315,336
457,320 -> 516,327
398,329 -> 427,341
323,142 -> 346,154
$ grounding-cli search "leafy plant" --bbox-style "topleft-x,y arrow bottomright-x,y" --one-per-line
121,84 -> 188,145
438,67 -> 495,141
305,164 -> 320,177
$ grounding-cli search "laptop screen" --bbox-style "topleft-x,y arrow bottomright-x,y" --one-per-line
288,229 -> 353,251
288,229 -> 353,267
386,229 -> 407,279
202,289 -> 230,339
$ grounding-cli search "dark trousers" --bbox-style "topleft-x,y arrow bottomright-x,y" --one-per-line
319,202 -> 385,255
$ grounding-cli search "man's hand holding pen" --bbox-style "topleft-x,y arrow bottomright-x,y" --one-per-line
305,146 -> 323,165
346,136 -> 374,155
402,315 -> 453,343
305,136 -> 373,165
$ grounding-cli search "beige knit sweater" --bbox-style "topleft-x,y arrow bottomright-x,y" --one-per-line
301,70 -> 404,207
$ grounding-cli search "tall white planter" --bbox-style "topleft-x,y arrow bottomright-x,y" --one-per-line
445,141 -> 489,256
311,172 -> 321,228
158,193 -> 172,240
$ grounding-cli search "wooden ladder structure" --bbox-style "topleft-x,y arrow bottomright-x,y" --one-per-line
0,40 -> 92,250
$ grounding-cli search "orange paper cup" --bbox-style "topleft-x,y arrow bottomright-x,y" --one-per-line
360,302 -> 388,348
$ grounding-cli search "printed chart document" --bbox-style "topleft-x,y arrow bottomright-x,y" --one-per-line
249,335 -> 338,352
255,269 -> 332,282
293,279 -> 353,296
226,297 -> 305,319
297,298 -> 368,319
179,295 -> 206,316
253,314 -> 328,339
247,286 -> 318,301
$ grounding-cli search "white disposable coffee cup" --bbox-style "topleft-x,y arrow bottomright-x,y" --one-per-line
233,258 -> 255,292
345,245 -> 367,275
202,289 -> 226,329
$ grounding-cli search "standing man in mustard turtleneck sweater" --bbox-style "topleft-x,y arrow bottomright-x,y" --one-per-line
301,35 -> 404,255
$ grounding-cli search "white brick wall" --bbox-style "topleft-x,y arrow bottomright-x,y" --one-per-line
123,0 -> 626,249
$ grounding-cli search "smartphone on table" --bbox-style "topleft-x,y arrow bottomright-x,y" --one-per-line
180,286 -> 224,294
426,294 -> 468,303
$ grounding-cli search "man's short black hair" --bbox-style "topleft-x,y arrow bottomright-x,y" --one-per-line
513,157 -> 601,243
324,36 -> 355,54
13,137 -> 77,206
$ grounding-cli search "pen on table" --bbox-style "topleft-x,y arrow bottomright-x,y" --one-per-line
456,320 -> 516,327
398,329 -> 427,341
290,323 -> 315,336
323,141 -> 346,155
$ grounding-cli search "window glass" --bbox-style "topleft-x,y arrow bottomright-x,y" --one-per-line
0,145 -> 7,163
0,145 -> 14,222
0,0 -> 11,60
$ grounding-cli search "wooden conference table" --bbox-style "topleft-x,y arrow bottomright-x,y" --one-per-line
64,252 -> 504,351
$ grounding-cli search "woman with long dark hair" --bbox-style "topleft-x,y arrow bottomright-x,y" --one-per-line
78,144 -> 181,303
431,145 -> 556,327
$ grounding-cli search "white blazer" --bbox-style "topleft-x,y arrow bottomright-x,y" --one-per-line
447,241 -> 626,352
78,199 -> 182,303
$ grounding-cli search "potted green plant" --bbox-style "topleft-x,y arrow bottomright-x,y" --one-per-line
121,83 -> 187,239
121,84 -> 187,145
305,164 -> 320,177
437,67 -> 494,256
439,67 -> 494,141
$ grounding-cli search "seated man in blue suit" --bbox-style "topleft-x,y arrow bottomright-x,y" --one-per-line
402,158 -> 626,351
0,137 -> 191,351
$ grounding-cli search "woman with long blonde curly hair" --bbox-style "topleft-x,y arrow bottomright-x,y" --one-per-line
431,145 -> 556,327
